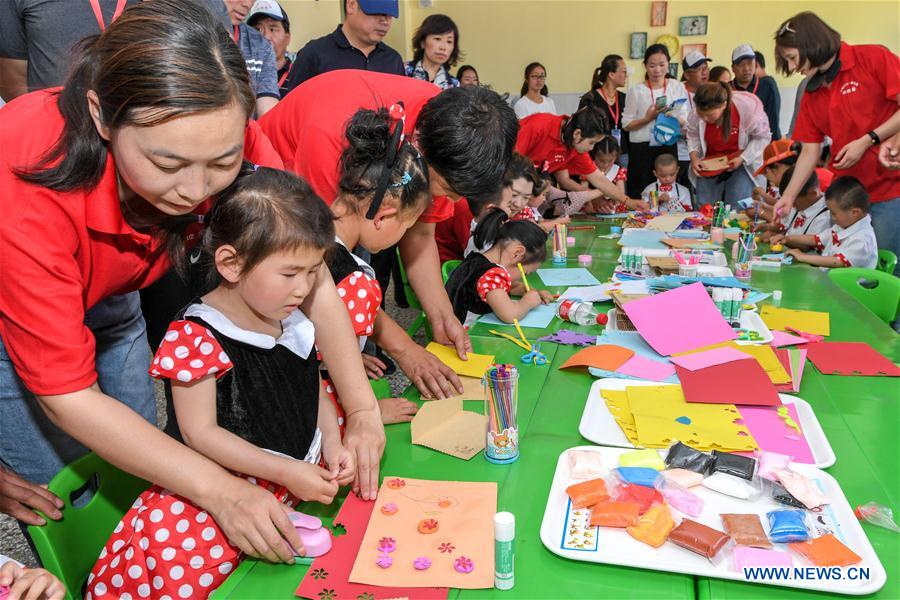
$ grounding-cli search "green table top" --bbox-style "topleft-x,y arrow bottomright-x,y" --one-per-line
215,220 -> 898,599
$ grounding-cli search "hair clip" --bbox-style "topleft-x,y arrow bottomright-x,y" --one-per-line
251,163 -> 260,172
777,22 -> 794,36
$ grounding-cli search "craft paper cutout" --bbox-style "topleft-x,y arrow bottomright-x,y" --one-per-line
646,256 -> 680,274
425,342 -> 494,379
538,329 -> 596,347
349,478 -> 496,589
622,283 -> 737,356
770,330 -> 810,348
560,344 -> 635,371
296,492 -> 449,600
645,214 -> 688,232
675,361 -> 782,407
446,376 -> 485,401
591,331 -> 679,384
410,398 -> 487,460
477,302 -> 558,329
805,342 -> 900,377
669,347 -> 752,371
625,385 -> 758,451
677,342 -> 790,384
536,268 -> 601,287
760,306 -> 830,336
737,404 -> 814,463
615,354 -> 677,382
600,389 -> 640,445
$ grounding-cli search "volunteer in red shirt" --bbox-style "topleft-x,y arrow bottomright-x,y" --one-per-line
259,69 -> 519,358
514,107 -> 647,212
773,11 -> 900,272
0,1 -> 383,560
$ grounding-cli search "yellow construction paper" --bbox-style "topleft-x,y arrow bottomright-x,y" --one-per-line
426,342 -> 495,379
674,342 -> 791,385
600,389 -> 640,445
760,306 -> 830,336
625,385 -> 758,451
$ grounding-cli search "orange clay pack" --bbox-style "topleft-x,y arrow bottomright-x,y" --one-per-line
789,534 -> 862,567
589,501 -> 641,528
566,477 -> 609,509
626,503 -> 675,548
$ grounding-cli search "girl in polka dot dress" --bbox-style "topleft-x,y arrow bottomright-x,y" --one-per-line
445,208 -> 554,327
87,168 -> 355,600
324,107 -> 462,425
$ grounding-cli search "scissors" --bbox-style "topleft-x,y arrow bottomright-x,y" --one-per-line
521,344 -> 548,365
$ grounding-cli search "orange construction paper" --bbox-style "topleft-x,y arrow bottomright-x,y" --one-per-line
626,503 -> 675,548
349,477 -> 496,589
566,478 -> 610,509
560,344 -> 635,371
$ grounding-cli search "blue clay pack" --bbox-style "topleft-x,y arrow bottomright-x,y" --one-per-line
767,509 -> 810,543
615,467 -> 661,488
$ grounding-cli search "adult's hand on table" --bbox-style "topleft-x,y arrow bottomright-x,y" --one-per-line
393,343 -> 463,400
0,466 -> 63,526
343,408 -> 385,501
430,313 -> 472,360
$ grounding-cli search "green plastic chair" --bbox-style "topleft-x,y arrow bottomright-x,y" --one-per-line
441,259 -> 462,284
27,453 -> 150,600
395,248 -> 430,340
828,267 -> 900,325
877,249 -> 897,275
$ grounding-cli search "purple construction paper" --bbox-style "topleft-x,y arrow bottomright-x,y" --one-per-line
538,329 -> 596,347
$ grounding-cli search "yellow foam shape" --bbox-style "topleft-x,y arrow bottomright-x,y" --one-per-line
600,389 -> 640,446
760,305 -> 830,336
674,342 -> 790,385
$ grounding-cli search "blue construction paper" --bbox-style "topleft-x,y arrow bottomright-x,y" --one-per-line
477,301 -> 559,329
744,290 -> 771,305
668,230 -> 709,239
618,229 -> 667,249
536,268 -> 600,287
645,275 -> 752,290
588,330 -> 680,383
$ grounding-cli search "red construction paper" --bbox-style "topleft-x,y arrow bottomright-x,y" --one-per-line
805,342 -> 900,377
675,360 -> 782,407
296,493 -> 448,600
774,349 -> 796,393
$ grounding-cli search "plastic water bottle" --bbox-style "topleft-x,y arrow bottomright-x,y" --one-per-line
557,299 -> 603,326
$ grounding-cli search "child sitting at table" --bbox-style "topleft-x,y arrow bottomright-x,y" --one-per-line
750,139 -> 834,223
642,153 -> 692,212
88,167 -> 353,599
446,208 -> 553,326
779,176 -> 877,270
765,167 -> 830,240
590,137 -> 628,209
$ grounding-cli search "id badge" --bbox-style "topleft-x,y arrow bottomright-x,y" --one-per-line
611,128 -> 622,145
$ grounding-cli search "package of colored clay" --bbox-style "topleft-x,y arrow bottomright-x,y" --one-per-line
665,441 -> 715,474
669,518 -> 733,565
763,478 -> 806,509
711,450 -> 757,481
767,509 -> 811,543
619,448 -> 666,471
626,503 -> 675,548
702,472 -> 761,501
613,466 -> 661,488
775,469 -> 828,510
566,477 -> 610,509
720,514 -> 771,548
567,449 -> 606,480
654,476 -> 703,517
789,534 -> 862,567
660,468 -> 704,489
589,500 -> 641,528
754,450 -> 792,481
615,482 -> 665,514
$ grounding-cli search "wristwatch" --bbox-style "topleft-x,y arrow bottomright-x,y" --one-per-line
867,130 -> 881,145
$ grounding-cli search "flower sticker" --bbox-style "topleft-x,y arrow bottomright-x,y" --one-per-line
386,478 -> 406,490
453,556 -> 475,574
438,542 -> 455,554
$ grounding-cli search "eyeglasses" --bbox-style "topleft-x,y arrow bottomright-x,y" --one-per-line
777,21 -> 795,36
529,74 -> 547,80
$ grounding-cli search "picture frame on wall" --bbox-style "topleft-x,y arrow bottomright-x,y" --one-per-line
650,1 -> 667,27
630,32 -> 648,59
682,43 -> 708,59
668,63 -> 679,79
679,16 -> 708,36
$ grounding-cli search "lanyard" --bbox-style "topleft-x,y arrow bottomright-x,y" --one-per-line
278,61 -> 292,87
600,88 -> 620,128
88,0 -> 126,31
232,25 -> 240,44
646,80 -> 668,103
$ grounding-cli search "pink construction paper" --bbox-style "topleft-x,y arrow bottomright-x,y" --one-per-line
733,546 -> 793,571
622,283 -> 737,356
770,330 -> 810,348
615,355 -> 677,382
669,347 -> 752,371
737,403 -> 815,463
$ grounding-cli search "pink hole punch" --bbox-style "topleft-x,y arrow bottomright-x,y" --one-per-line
288,511 -> 333,557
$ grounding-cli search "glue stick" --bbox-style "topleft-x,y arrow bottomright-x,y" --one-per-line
731,289 -> 742,324
711,288 -> 723,318
494,512 -> 515,590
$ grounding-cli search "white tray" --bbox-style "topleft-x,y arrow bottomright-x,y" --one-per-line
579,379 -> 836,468
540,446 -> 885,595
735,311 -> 773,345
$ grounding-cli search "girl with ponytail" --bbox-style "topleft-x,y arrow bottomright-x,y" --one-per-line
0,0 -> 385,563
686,81 -> 772,207
326,107 -> 464,419
445,208 -> 552,325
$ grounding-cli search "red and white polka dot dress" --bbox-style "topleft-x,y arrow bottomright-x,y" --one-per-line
148,320 -> 232,382
335,269 -> 382,339
476,266 -> 512,302
511,206 -> 540,223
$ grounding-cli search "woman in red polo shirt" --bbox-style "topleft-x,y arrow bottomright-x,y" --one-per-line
773,11 -> 900,272
514,106 -> 646,213
0,0 -> 383,562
